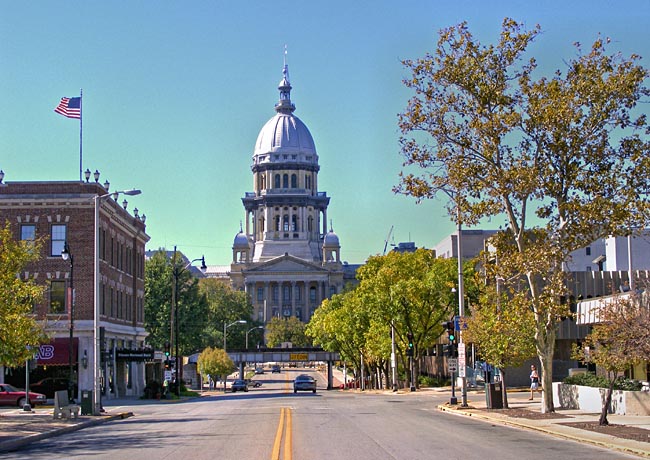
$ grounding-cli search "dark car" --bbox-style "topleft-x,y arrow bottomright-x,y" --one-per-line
245,379 -> 262,388
254,367 -> 265,374
0,383 -> 47,407
231,379 -> 248,392
271,365 -> 281,373
293,374 -> 317,393
30,377 -> 76,399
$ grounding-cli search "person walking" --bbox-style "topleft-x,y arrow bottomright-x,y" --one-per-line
529,364 -> 540,400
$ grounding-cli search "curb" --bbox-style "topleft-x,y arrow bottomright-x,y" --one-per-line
0,412 -> 133,454
437,405 -> 650,459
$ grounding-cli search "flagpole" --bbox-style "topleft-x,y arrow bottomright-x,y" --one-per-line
79,89 -> 83,182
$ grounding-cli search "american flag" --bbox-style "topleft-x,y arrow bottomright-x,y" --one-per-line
54,97 -> 81,119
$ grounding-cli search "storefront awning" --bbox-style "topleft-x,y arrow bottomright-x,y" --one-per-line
35,338 -> 79,366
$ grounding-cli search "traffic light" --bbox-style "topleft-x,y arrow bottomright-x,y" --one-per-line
406,332 -> 414,357
443,320 -> 456,343
164,359 -> 171,370
164,342 -> 171,357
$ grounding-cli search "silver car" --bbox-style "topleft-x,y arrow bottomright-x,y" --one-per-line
293,374 -> 317,393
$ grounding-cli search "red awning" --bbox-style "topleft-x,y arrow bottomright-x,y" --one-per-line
35,338 -> 79,366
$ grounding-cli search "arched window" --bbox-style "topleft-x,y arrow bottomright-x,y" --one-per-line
283,215 -> 289,231
308,216 -> 313,232
283,174 -> 289,188
306,175 -> 312,190
291,174 -> 297,188
292,215 -> 297,231
274,216 -> 280,231
274,174 -> 281,189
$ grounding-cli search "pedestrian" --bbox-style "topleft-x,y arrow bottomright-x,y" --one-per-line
529,364 -> 540,400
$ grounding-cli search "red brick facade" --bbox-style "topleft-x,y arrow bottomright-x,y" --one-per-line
0,180 -> 150,398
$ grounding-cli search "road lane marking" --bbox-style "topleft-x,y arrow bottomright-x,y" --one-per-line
271,407 -> 292,460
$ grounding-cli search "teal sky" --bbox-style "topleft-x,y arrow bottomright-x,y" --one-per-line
1,1 -> 648,265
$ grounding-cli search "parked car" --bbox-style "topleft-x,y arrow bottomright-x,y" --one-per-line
231,379 -> 249,392
293,374 -> 317,393
0,383 -> 47,407
254,367 -> 265,374
271,365 -> 281,373
245,379 -> 262,388
30,377 -> 77,399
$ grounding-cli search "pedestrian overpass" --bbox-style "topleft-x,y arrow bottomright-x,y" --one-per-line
227,347 -> 340,390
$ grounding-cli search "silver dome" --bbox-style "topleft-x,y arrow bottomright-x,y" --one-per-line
254,113 -> 316,157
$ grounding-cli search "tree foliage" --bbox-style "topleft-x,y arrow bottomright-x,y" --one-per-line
265,316 -> 310,348
0,222 -> 47,366
197,346 -> 234,380
397,18 -> 650,412
144,249 -> 209,354
572,293 -> 650,425
198,278 -> 255,349
307,249 -> 476,389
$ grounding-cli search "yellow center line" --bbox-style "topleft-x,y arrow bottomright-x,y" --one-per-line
284,407 -> 293,460
271,406 -> 292,460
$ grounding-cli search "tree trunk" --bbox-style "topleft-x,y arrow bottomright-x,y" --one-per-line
536,322 -> 556,413
500,368 -> 509,409
600,379 -> 615,426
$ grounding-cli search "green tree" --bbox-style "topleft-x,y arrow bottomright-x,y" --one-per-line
199,278 -> 255,349
197,346 -> 235,388
0,222 -> 47,366
397,19 -> 650,412
572,293 -> 650,425
308,249 -> 474,389
464,278 -> 536,408
265,316 -> 311,348
144,249 -> 209,354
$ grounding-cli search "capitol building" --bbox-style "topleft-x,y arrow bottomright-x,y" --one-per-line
225,61 -> 347,324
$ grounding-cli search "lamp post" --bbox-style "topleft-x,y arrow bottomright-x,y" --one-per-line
223,320 -> 246,391
246,326 -> 264,349
94,188 -> 140,415
170,246 -> 207,396
61,242 -> 75,402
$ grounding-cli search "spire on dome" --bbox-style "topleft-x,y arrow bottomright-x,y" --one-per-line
275,45 -> 296,114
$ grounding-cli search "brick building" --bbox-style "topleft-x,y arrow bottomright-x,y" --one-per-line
0,179 -> 149,402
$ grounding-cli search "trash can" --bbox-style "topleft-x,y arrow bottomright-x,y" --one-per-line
80,390 -> 93,415
485,382 -> 503,409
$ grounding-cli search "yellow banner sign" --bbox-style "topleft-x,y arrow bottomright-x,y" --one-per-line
289,353 -> 308,361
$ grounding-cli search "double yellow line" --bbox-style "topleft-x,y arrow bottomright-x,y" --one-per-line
271,407 -> 292,460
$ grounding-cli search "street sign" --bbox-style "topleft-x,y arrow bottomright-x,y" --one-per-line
448,358 -> 458,372
164,370 -> 172,381
458,343 -> 466,377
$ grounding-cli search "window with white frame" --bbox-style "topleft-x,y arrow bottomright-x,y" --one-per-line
50,224 -> 66,257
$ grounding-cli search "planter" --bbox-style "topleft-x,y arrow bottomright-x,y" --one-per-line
553,383 -> 650,415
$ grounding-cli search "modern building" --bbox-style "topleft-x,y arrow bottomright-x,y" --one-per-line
228,62 -> 345,324
0,178 -> 149,403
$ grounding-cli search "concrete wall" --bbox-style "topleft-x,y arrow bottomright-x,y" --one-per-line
553,383 -> 650,415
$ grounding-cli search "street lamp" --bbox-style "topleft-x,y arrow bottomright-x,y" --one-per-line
61,242 -> 75,402
94,188 -> 140,415
223,320 -> 246,391
170,246 -> 207,396
246,326 -> 264,349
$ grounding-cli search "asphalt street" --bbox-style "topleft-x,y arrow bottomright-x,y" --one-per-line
1,368 -> 642,460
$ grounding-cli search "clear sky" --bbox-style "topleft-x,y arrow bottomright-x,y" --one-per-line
1,1 -> 648,265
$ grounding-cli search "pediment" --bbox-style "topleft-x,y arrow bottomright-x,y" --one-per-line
245,255 -> 326,274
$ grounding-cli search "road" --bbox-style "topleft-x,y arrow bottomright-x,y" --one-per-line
2,368 -> 639,460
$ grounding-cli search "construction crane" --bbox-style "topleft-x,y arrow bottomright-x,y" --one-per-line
383,225 -> 394,255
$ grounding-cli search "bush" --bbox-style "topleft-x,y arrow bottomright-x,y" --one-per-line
563,372 -> 642,391
419,375 -> 450,387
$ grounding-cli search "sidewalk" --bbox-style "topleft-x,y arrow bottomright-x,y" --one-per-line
436,388 -> 650,458
0,404 -> 134,453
